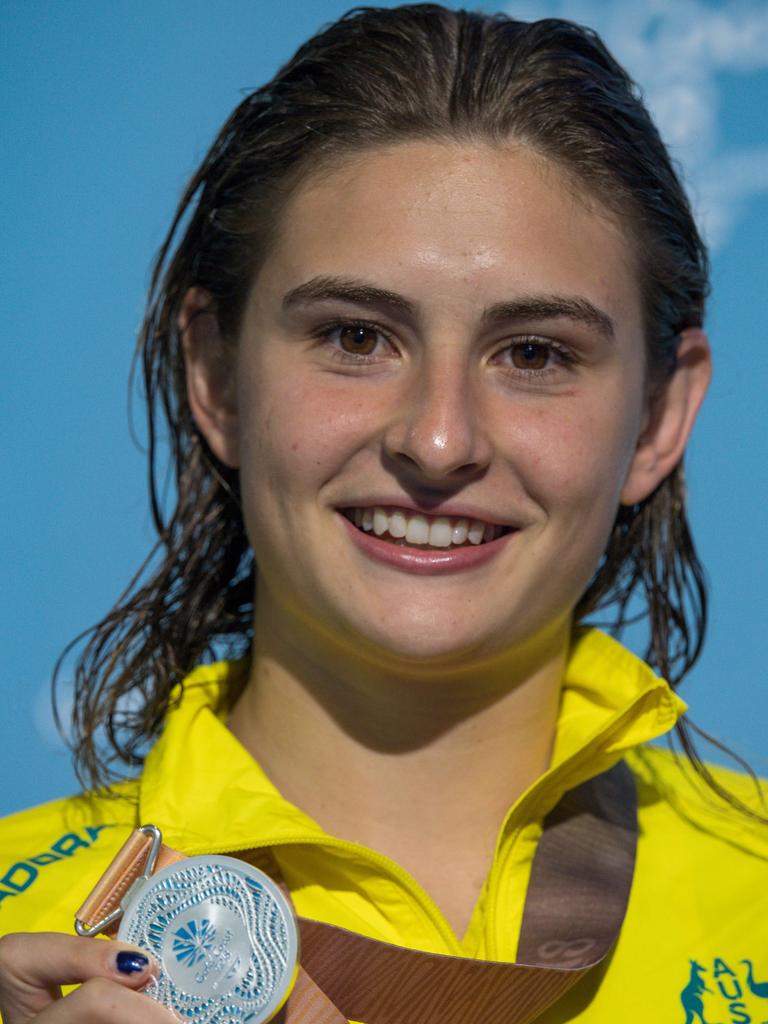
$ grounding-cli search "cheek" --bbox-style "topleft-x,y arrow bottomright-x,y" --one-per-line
500,397 -> 641,611
237,365 -> 378,503
507,395 -> 641,521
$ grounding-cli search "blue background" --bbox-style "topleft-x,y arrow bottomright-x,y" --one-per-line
2,0 -> 767,817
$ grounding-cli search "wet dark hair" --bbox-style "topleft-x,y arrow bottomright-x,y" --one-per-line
57,4 -> 761,815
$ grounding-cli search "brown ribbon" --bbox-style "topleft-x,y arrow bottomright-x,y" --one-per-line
76,761 -> 637,1024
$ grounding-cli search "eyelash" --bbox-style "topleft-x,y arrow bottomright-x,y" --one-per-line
492,335 -> 576,377
313,319 -> 395,363
313,319 -> 576,376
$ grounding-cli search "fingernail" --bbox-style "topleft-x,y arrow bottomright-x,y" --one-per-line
116,951 -> 150,974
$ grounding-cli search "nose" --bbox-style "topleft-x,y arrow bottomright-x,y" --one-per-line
383,349 -> 493,484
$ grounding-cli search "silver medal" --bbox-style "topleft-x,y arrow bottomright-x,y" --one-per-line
117,854 -> 299,1023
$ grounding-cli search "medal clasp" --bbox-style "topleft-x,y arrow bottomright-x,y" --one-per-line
74,823 -> 163,937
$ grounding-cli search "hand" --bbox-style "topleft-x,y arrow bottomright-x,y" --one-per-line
0,932 -> 175,1023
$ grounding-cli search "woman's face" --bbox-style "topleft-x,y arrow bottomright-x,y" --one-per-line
194,141 -> 681,667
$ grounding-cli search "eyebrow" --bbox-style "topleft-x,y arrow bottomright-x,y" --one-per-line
483,296 -> 615,340
282,275 -> 615,340
282,276 -> 413,317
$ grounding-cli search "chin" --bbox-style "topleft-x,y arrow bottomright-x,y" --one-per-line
334,609 -> 523,672
332,597 -> 575,675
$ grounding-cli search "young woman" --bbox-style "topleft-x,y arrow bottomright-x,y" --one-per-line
1,6 -> 765,1024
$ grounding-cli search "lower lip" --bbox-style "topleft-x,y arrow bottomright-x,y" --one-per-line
339,514 -> 515,575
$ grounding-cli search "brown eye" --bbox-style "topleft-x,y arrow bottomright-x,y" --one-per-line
509,341 -> 550,370
338,324 -> 381,355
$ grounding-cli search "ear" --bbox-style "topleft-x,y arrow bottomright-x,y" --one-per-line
620,328 -> 711,506
179,287 -> 240,469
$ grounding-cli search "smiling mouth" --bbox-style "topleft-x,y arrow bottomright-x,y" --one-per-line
341,506 -> 513,549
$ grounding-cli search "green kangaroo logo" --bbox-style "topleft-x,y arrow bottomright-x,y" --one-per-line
681,960 -> 722,1024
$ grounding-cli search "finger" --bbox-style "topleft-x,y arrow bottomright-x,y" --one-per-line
31,976 -> 177,1023
0,932 -> 157,1021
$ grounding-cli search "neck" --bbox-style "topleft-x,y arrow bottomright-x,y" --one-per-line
228,597 -> 568,936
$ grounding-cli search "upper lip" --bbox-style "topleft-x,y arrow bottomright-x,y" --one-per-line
336,497 -> 518,529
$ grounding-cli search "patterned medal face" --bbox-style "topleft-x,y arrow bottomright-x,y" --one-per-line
117,855 -> 299,1023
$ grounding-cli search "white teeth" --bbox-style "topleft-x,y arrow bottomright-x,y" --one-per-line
467,520 -> 485,545
388,509 -> 407,538
373,508 -> 388,536
405,514 -> 430,545
452,518 -> 469,544
351,506 -> 505,549
428,517 -> 452,548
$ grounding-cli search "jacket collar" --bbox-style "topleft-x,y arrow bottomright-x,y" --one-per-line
139,628 -> 685,854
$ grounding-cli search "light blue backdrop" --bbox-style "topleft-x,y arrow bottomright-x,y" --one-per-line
2,0 -> 767,817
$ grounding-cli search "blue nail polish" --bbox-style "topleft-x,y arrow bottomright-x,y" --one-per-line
116,951 -> 149,974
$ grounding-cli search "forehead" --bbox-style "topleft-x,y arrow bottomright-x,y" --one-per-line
257,140 -> 644,335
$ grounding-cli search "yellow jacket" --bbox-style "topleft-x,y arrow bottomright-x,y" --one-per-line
1,629 -> 766,1023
